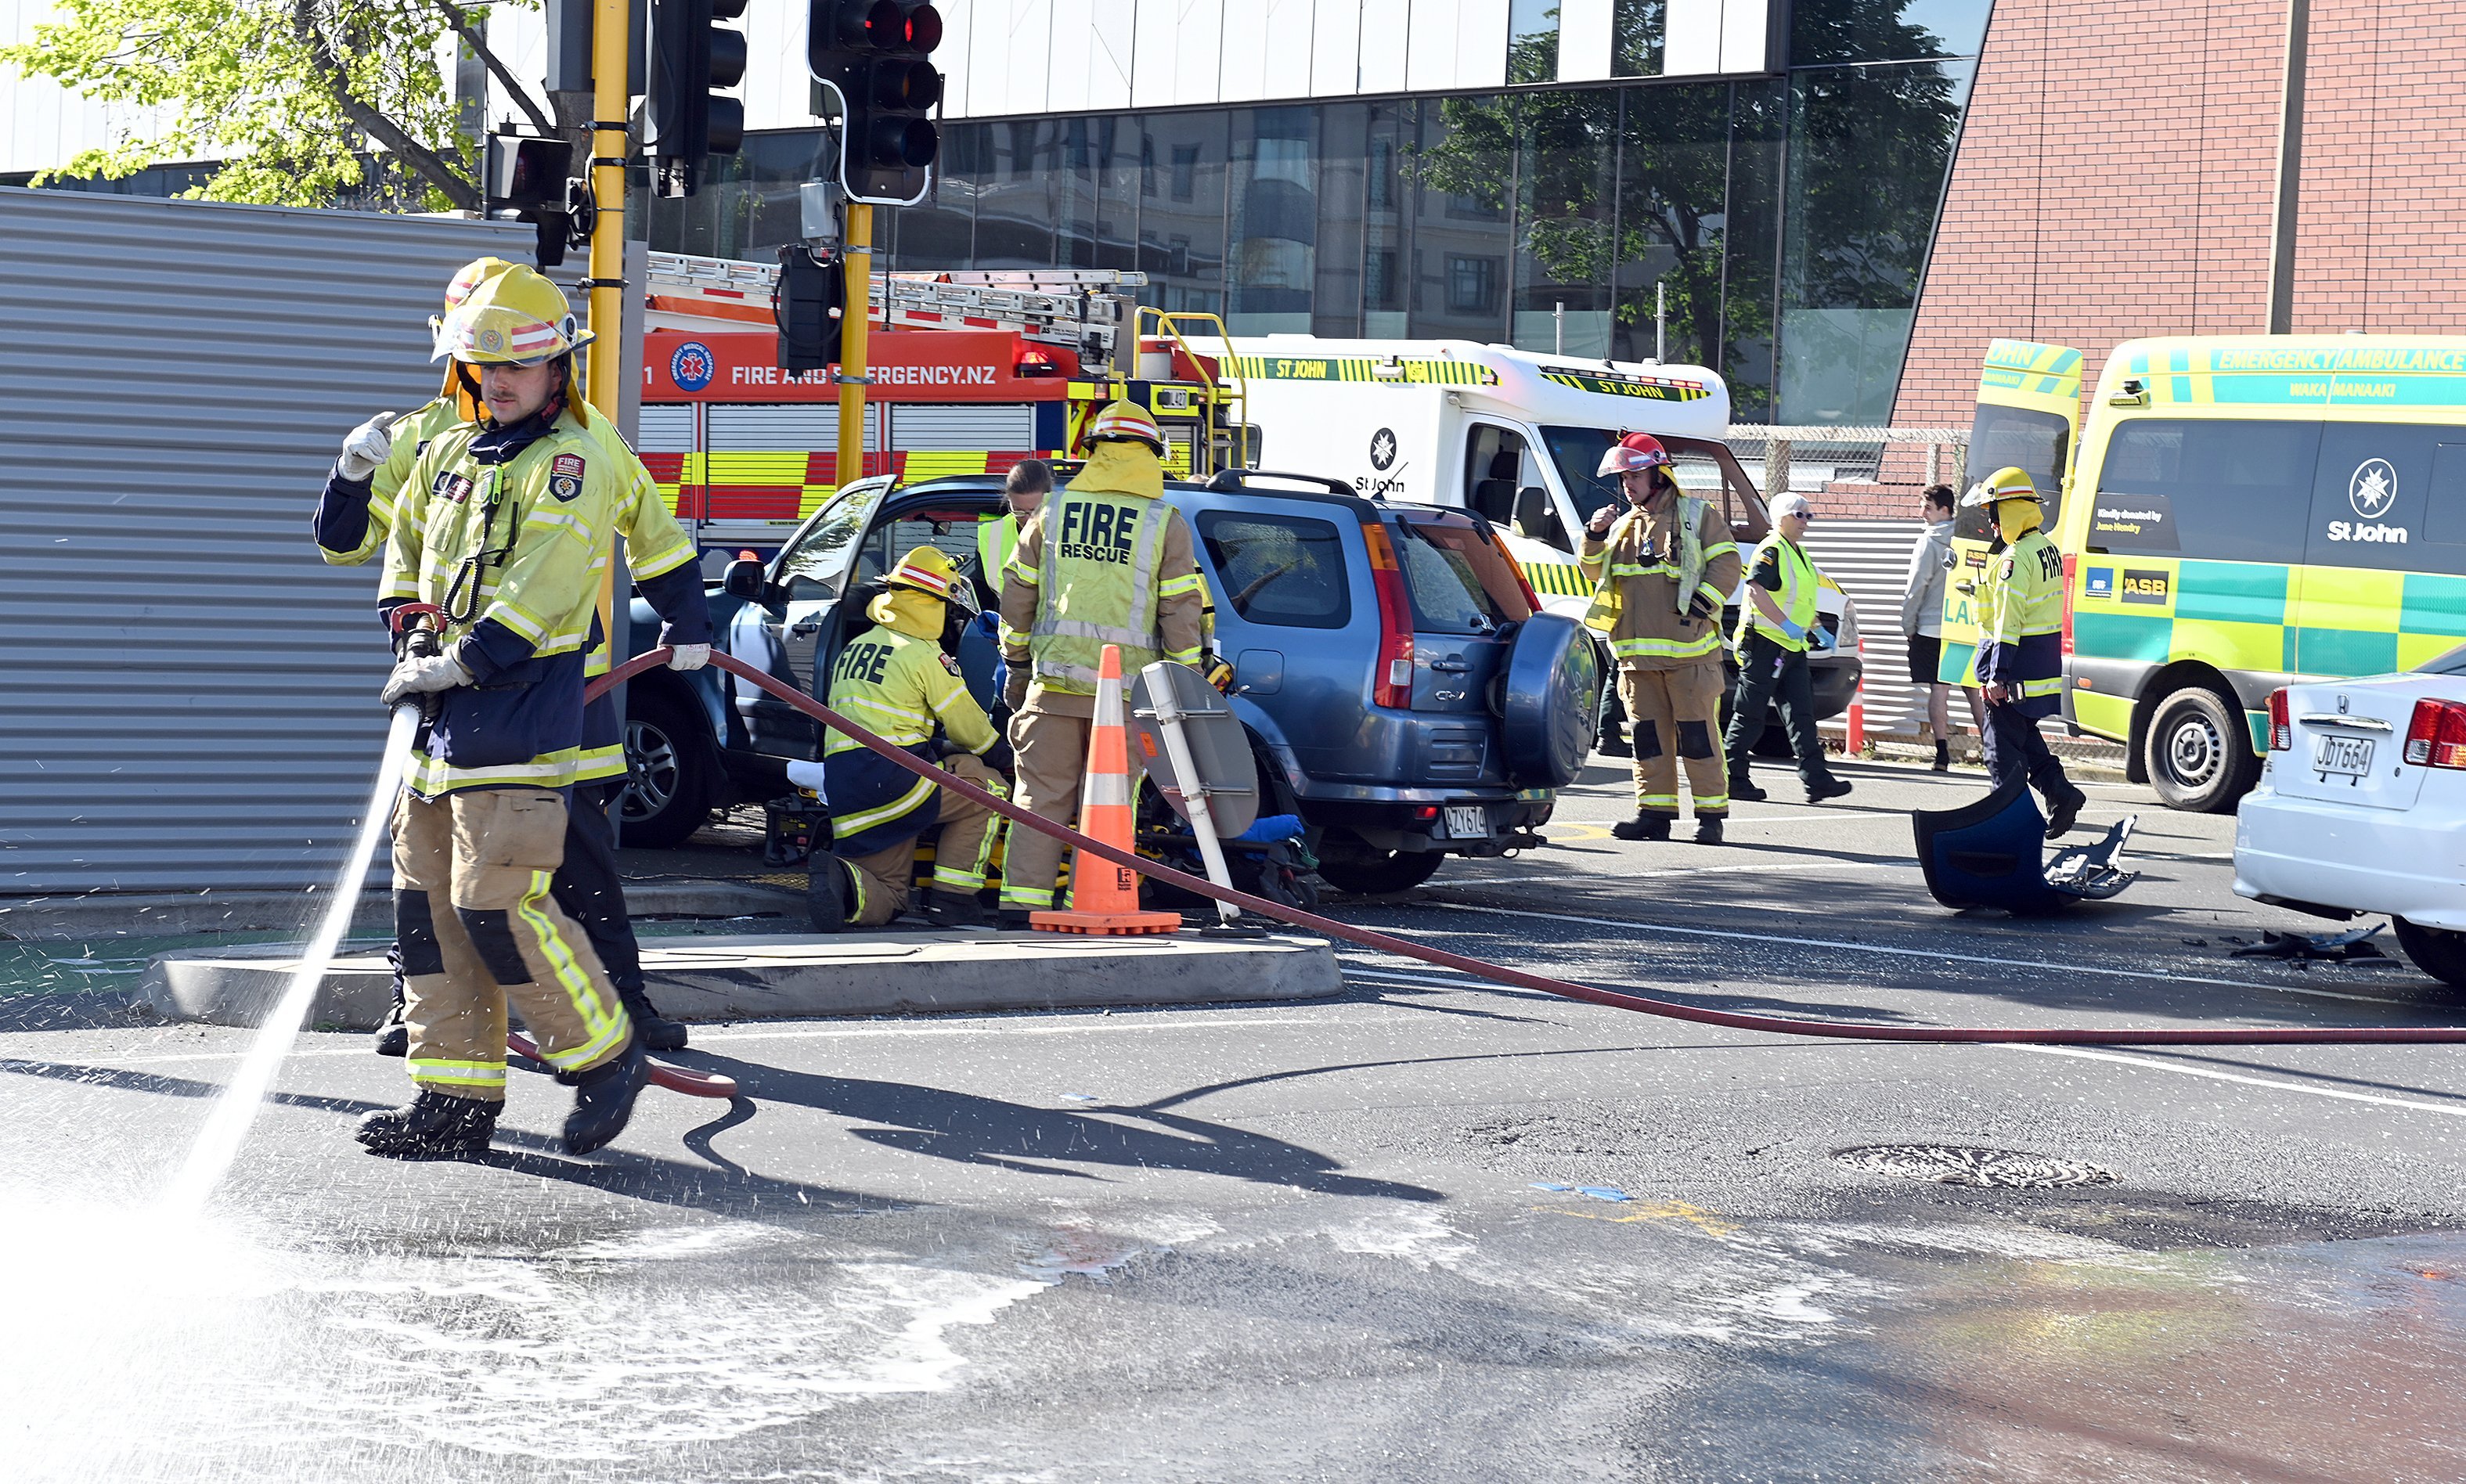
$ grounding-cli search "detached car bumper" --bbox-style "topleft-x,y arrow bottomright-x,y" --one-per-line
2233,789 -> 2466,930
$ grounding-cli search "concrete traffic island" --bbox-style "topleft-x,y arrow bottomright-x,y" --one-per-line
139,930 -> 1346,1030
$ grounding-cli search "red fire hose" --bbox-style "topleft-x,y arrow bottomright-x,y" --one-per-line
592,648 -> 2466,1046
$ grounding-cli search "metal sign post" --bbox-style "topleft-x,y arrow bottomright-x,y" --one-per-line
1131,661 -> 1260,929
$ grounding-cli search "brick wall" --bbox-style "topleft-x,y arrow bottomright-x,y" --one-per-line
1887,1 -> 2461,448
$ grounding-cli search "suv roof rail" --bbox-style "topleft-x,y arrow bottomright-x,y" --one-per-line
1203,468 -> 1357,499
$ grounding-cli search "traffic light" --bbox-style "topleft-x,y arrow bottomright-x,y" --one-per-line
650,0 -> 748,196
807,0 -> 943,205
488,135 -> 580,268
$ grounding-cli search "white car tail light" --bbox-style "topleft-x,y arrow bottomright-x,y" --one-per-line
2403,697 -> 2466,768
2266,688 -> 2291,751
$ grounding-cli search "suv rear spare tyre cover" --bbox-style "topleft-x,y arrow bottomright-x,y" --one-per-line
1498,612 -> 1601,788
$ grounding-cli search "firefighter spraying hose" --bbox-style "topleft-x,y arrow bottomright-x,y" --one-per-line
594,646 -> 2466,1048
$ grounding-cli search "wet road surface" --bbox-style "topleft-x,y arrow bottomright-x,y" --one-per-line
5,758 -> 2464,1481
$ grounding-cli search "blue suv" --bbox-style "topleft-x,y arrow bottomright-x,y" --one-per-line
620,469 -> 1599,895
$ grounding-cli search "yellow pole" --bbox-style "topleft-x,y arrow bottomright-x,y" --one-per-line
584,0 -> 627,420
585,0 -> 629,664
837,201 -> 874,492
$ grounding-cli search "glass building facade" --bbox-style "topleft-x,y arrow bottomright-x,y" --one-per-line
643,1 -> 1991,426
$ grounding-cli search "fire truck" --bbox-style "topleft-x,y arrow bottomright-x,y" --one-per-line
636,252 -> 1254,558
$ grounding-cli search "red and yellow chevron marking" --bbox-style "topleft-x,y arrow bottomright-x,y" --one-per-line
640,448 -> 1064,524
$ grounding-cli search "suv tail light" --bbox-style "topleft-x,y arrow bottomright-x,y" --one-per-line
2266,688 -> 2291,751
1361,521 -> 1415,708
2404,697 -> 2466,768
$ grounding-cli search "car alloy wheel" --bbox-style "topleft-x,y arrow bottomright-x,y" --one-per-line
621,718 -> 680,825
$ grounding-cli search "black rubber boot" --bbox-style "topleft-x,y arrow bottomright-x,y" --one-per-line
618,985 -> 687,1052
2044,789 -> 2086,839
373,947 -> 408,1057
1610,812 -> 1672,841
806,856 -> 855,934
355,1090 -> 497,1158
924,888 -> 990,928
1932,739 -> 1952,773
1805,776 -> 1855,804
1729,776 -> 1768,803
562,1038 -> 650,1156
1694,816 -> 1725,845
1596,732 -> 1631,758
997,906 -> 1038,931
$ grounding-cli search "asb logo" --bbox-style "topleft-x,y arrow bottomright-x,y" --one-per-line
1368,427 -> 1398,471
2349,458 -> 2398,520
670,340 -> 716,392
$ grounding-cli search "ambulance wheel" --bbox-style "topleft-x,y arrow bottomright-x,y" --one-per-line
1314,840 -> 1444,896
618,691 -> 717,849
2394,919 -> 2466,993
2141,685 -> 2259,814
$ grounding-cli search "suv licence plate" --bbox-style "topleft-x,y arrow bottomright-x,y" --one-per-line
1440,805 -> 1489,840
2314,734 -> 2374,777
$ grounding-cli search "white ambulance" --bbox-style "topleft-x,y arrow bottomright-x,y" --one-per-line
1228,337 -> 1859,708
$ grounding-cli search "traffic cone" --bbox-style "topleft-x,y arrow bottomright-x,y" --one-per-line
1032,645 -> 1183,936
1846,634 -> 1866,755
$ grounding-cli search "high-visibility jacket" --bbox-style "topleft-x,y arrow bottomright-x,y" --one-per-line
326,398 -> 710,788
978,510 -> 1022,650
382,405 -> 619,798
997,445 -> 1206,711
1734,535 -> 1821,653
1577,496 -> 1741,670
822,593 -> 1000,855
1977,527 -> 2065,717
315,398 -> 461,565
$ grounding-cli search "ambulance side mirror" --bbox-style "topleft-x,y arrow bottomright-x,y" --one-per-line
1512,484 -> 1556,543
722,559 -> 770,601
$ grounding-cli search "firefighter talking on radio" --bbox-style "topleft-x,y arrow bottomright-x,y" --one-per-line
316,255 -> 712,1058
1960,466 -> 2088,837
996,402 -> 1207,926
1579,432 -> 1743,845
802,546 -> 1013,931
355,267 -> 649,1160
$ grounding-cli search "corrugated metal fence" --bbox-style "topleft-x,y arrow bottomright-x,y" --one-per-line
0,189 -> 532,894
1801,517 -> 1934,740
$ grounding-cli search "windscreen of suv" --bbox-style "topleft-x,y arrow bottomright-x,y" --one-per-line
1197,510 -> 1351,629
1395,518 -> 1530,633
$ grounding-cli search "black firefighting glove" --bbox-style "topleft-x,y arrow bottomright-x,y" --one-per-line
979,738 -> 1015,776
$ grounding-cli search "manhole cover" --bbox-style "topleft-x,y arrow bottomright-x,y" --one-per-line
1831,1144 -> 2118,1188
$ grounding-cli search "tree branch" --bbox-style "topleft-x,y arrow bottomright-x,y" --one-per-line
290,0 -> 478,210
420,0 -> 556,139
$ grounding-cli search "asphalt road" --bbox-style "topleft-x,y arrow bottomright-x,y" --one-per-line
7,757 -> 2466,1482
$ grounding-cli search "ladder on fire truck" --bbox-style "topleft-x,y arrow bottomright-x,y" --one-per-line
644,250 -> 1249,474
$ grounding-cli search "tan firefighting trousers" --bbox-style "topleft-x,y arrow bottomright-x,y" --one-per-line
837,755 -> 1008,925
1618,661 -> 1730,819
391,787 -> 632,1101
996,701 -> 1140,912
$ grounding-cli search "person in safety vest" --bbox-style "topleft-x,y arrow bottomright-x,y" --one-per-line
974,459 -> 1053,708
1960,467 -> 2087,837
1722,492 -> 1854,805
355,266 -> 649,1160
1579,432 -> 1743,845
805,546 -> 1014,931
996,401 -> 1206,925
315,255 -> 711,1058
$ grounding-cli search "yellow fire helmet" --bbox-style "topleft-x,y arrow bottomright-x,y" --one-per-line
1960,465 -> 2041,508
428,256 -> 521,357
884,546 -> 979,616
432,265 -> 596,367
1083,399 -> 1166,456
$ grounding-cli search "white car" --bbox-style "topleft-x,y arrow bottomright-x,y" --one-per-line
2233,650 -> 2466,989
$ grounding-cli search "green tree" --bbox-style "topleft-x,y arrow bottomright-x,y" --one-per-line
2,0 -> 553,211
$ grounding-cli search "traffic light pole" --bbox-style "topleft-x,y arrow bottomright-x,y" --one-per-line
585,0 -> 629,419
837,200 -> 873,489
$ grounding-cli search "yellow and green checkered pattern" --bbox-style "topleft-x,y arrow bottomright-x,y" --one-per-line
1516,551 -> 1593,600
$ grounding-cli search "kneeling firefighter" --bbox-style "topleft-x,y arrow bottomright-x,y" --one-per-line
1578,432 -> 1742,844
1960,466 -> 2087,838
356,266 -> 647,1160
806,547 -> 1013,930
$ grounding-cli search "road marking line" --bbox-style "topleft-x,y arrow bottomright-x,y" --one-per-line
1426,899 -> 2372,1001
2003,1044 -> 2466,1118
